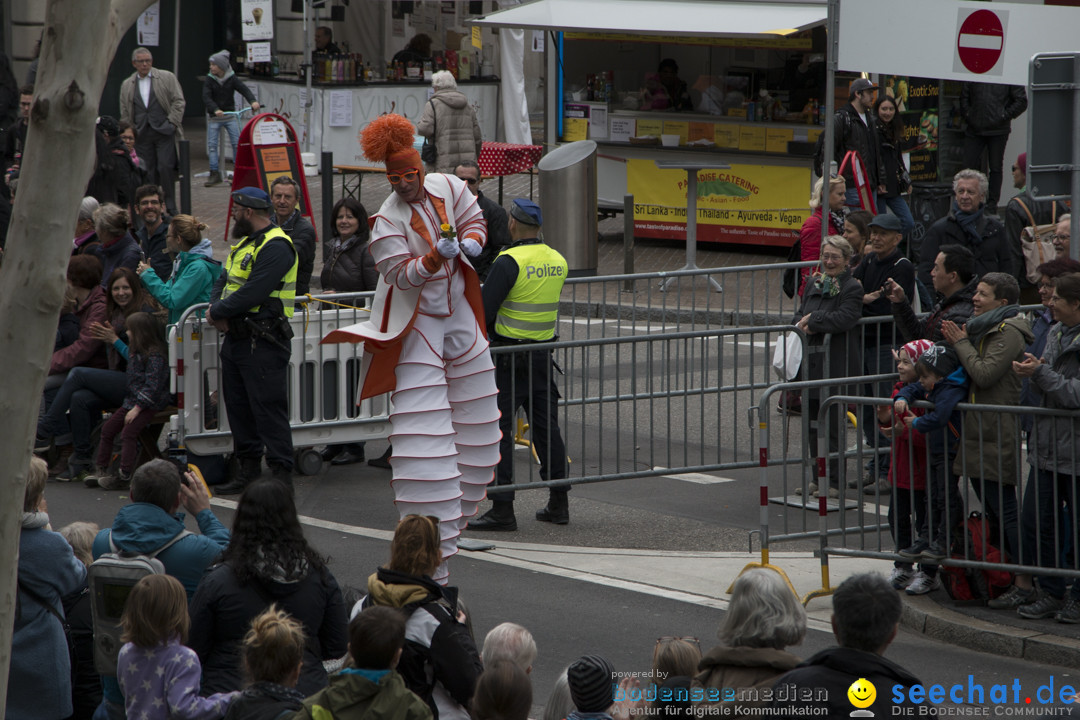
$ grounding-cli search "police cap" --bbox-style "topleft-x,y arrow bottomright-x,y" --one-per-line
510,198 -> 543,227
232,186 -> 272,210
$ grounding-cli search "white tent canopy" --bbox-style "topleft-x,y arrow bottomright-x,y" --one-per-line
472,0 -> 826,38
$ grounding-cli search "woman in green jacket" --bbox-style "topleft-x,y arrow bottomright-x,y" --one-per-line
942,272 -> 1032,565
138,214 -> 222,325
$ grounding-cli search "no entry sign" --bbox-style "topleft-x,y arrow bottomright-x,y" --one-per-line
954,8 -> 1008,76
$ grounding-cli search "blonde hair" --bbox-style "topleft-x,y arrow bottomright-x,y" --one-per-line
60,522 -> 100,567
822,235 -> 854,261
120,574 -> 189,648
242,605 -> 306,685
24,457 -> 48,513
652,638 -> 701,680
809,175 -> 845,210
169,214 -> 209,250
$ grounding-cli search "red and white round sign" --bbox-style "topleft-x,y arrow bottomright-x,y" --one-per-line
957,9 -> 1004,74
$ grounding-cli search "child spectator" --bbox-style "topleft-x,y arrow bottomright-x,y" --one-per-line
878,339 -> 932,593
894,343 -> 969,592
222,605 -> 306,720
567,655 -> 616,720
117,574 -> 237,719
294,606 -> 433,720
58,521 -> 102,720
90,312 -> 171,490
472,660 -> 532,720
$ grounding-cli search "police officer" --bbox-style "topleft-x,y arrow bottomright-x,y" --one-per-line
208,187 -> 298,494
468,199 -> 570,530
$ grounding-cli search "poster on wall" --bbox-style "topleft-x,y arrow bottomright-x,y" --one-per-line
627,160 -> 811,247
241,0 -> 273,41
881,75 -> 939,183
137,3 -> 160,46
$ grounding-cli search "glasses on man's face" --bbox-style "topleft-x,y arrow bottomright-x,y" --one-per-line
457,176 -> 479,185
134,58 -> 152,65
1053,234 -> 1071,242
821,253 -> 845,262
387,169 -> 420,185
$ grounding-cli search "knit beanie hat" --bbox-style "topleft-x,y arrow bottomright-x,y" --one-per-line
919,343 -> 959,378
567,655 -> 615,713
209,50 -> 231,72
900,338 -> 933,364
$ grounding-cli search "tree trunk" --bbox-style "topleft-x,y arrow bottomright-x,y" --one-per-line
0,0 -> 154,713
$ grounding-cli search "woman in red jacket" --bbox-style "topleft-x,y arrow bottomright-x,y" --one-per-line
798,175 -> 846,295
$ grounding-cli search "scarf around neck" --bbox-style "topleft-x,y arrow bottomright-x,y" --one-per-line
211,67 -> 235,85
966,304 -> 1018,346
952,200 -> 984,246
22,511 -> 49,529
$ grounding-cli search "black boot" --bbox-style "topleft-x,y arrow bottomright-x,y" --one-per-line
467,503 -> 517,531
535,491 -> 569,525
330,443 -> 366,466
367,445 -> 392,469
270,463 -> 294,492
217,456 -> 262,496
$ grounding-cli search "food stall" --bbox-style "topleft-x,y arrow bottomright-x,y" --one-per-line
475,0 -> 833,248
243,77 -> 500,166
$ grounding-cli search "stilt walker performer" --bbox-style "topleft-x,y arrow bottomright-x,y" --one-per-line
322,114 -> 501,584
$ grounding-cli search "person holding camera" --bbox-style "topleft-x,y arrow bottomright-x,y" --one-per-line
852,214 -> 917,490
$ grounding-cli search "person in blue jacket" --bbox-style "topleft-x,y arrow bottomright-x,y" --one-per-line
138,213 -> 222,325
893,343 -> 968,586
91,459 -> 231,719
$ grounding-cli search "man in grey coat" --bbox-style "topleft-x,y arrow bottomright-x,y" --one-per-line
120,47 -> 186,215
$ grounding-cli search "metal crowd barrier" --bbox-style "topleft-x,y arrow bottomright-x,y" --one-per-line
750,386 -> 1080,604
167,293 -> 812,480
555,261 -> 815,339
169,292 -> 390,474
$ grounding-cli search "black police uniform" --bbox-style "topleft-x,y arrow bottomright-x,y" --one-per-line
209,218 -> 297,489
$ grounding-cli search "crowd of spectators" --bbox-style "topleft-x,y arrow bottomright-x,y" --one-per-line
795,144 -> 1080,614
23,460 -> 925,720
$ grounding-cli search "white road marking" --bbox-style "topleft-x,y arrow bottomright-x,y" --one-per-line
211,493 -> 835,629
652,467 -> 734,484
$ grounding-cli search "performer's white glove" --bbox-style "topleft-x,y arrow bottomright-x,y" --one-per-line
460,238 -> 482,258
436,236 -> 460,259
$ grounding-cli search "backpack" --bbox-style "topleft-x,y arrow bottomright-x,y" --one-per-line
940,512 -> 1013,606
87,528 -> 191,674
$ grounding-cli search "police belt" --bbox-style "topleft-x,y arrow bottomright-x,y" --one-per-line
229,315 -> 293,347
491,337 -> 552,347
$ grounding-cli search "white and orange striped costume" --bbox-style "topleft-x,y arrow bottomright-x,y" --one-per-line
324,172 -> 500,584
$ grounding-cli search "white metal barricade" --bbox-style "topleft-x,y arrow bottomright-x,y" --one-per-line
168,293 -> 391,474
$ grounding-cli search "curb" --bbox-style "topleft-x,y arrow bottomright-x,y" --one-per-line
902,595 -> 1080,668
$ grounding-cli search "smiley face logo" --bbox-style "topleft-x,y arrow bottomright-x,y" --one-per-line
847,678 -> 876,709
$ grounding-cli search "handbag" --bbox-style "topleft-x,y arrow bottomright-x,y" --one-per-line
1016,198 -> 1056,284
420,100 -> 438,165
771,331 -> 803,381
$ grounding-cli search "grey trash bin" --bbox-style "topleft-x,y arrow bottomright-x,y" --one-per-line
538,140 -> 597,277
